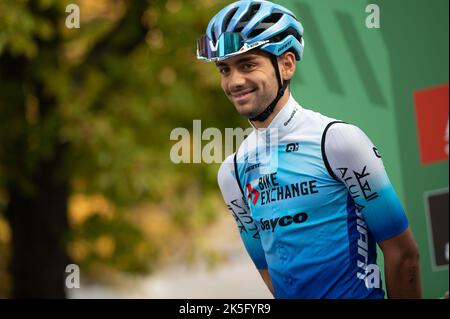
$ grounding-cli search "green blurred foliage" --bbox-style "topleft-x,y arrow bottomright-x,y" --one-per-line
69,213 -> 157,274
0,0 -> 242,295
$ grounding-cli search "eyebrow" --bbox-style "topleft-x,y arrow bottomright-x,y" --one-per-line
215,55 -> 259,68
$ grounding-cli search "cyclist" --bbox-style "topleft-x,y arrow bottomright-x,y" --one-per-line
197,0 -> 421,298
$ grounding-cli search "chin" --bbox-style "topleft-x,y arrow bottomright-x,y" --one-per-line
236,107 -> 255,119
233,102 -> 256,118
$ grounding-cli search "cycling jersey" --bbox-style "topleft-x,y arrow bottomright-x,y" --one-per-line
217,95 -> 409,299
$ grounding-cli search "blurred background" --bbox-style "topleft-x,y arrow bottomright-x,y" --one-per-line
0,0 -> 448,299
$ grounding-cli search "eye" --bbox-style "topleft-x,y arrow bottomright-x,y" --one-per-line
242,63 -> 256,71
218,67 -> 230,75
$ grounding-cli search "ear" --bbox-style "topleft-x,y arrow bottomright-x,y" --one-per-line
278,52 -> 296,81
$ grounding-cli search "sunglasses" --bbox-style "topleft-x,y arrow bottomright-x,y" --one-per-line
197,32 -> 269,62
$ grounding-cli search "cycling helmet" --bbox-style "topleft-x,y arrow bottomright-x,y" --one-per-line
196,0 -> 304,121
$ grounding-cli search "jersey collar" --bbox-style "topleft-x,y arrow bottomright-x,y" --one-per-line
248,94 -> 302,132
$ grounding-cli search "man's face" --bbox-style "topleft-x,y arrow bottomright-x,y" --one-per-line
216,50 -> 279,119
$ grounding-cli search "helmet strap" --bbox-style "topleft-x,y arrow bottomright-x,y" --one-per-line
250,54 -> 289,122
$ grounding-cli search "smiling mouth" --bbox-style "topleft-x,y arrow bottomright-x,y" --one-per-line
231,89 -> 256,103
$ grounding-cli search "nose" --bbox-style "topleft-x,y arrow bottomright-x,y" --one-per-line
226,69 -> 246,92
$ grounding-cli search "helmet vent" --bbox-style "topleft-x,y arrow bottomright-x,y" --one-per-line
222,7 -> 239,33
248,27 -> 265,38
238,3 -> 262,26
211,23 -> 217,43
247,12 -> 283,38
259,12 -> 283,24
271,27 -> 302,43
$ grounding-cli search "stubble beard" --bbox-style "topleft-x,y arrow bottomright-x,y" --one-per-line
232,88 -> 277,119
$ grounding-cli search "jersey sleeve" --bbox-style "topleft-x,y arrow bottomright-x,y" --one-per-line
217,154 -> 268,269
323,123 -> 409,242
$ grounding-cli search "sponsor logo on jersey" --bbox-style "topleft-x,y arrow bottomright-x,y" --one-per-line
283,108 -> 297,126
373,147 -> 381,158
286,143 -> 299,153
259,212 -> 308,232
246,172 -> 319,206
246,183 -> 260,205
337,166 -> 381,288
245,163 -> 261,173
336,166 -> 378,202
228,199 -> 261,240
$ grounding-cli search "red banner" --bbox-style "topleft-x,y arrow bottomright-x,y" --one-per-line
414,84 -> 449,165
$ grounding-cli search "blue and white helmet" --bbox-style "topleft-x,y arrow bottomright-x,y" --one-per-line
197,0 -> 304,62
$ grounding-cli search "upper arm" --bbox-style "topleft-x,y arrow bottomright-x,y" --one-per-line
323,123 -> 409,242
218,155 -> 267,269
378,227 -> 419,258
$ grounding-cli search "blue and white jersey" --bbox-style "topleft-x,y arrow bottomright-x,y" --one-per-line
217,95 -> 409,299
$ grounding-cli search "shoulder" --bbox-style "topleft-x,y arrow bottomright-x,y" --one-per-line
217,153 -> 236,190
323,122 -> 373,156
294,104 -> 342,137
299,103 -> 340,125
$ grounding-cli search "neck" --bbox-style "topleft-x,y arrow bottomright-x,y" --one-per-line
250,89 -> 290,129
